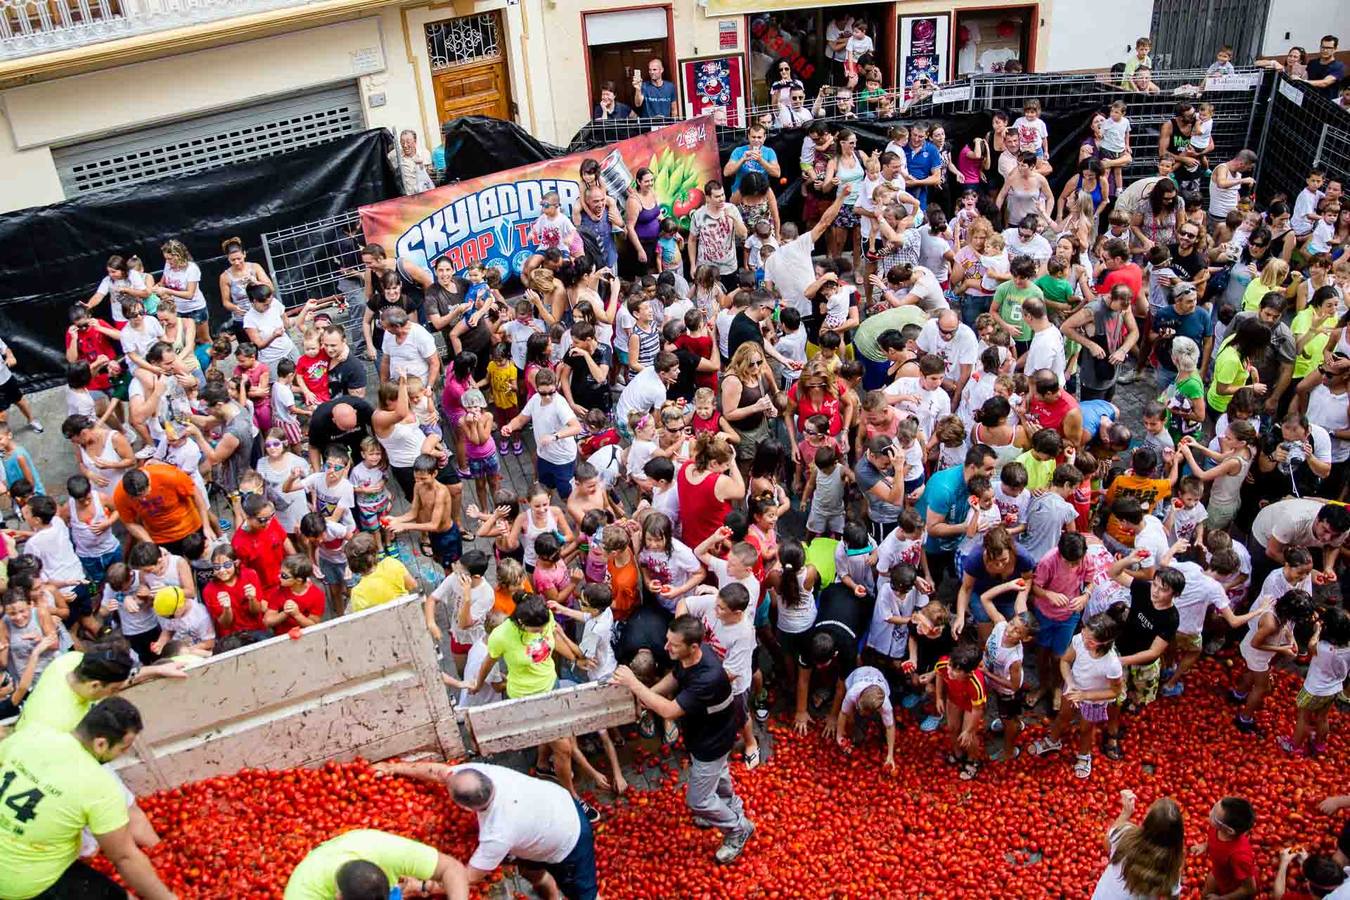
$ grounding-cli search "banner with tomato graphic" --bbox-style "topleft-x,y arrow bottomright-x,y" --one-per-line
359,117 -> 719,283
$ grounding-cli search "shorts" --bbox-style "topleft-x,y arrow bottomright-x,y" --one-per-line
429,526 -> 462,568
1297,688 -> 1338,712
776,626 -> 813,663
180,307 -> 209,324
834,204 -> 861,230
1239,640 -> 1275,674
1099,148 -> 1124,160
1174,632 -> 1202,653
994,690 -> 1023,719
516,801 -> 598,900
1034,607 -> 1081,657
494,404 -> 520,429
355,496 -> 392,532
970,594 -> 1016,625
805,509 -> 844,535
0,376 -> 21,412
537,456 -> 576,499
468,450 -> 501,479
735,418 -> 772,463
317,558 -> 350,591
1120,659 -> 1161,705
1076,700 -> 1110,723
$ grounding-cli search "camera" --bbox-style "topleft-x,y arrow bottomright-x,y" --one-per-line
1277,440 -> 1306,473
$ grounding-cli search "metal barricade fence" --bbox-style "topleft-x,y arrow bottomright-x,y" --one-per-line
259,209 -> 367,345
1254,74 -> 1350,205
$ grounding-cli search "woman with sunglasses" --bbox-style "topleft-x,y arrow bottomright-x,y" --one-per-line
116,298 -> 164,375
783,359 -> 849,467
1219,225 -> 1275,312
721,343 -> 779,468
257,426 -> 312,535
767,58 -> 803,109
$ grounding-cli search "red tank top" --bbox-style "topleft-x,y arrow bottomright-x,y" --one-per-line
678,461 -> 732,550
791,382 -> 844,436
1028,389 -> 1078,435
690,411 -> 723,436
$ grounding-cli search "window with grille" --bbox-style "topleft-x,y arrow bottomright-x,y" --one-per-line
425,12 -> 500,70
52,83 -> 364,196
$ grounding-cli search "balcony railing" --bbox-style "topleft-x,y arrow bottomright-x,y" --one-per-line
0,0 -> 327,60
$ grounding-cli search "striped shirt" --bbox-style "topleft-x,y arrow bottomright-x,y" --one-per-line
935,657 -> 988,710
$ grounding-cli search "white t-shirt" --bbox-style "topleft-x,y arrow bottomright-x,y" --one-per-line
1012,116 -> 1049,154
763,234 -> 815,318
1306,384 -> 1350,462
983,620 -> 1024,693
457,762 -> 581,869
97,269 -> 148,324
243,300 -> 297,364
1099,117 -> 1130,154
777,326 -> 808,384
1001,230 -> 1054,265
1069,632 -> 1123,693
300,472 -> 356,518
1258,566 -> 1313,603
877,531 -> 923,575
885,376 -> 951,437
522,394 -> 578,466
845,34 -> 874,59
580,607 -> 617,681
27,519 -> 87,598
1170,561 -> 1231,635
993,483 -> 1030,526
433,574 -> 496,646
866,582 -> 918,658
1167,502 -> 1206,544
615,367 -> 668,429
160,261 -> 206,313
1293,188 -> 1324,236
1023,325 -> 1066,382
459,639 -> 504,707
825,18 -> 852,61
380,322 -> 437,382
625,438 -> 657,481
1092,825 -> 1182,899
1189,117 -> 1214,152
117,317 -> 164,371
841,666 -> 894,727
685,586 -> 757,694
158,600 -> 216,646
917,319 -> 978,383
1132,516 -> 1170,570
906,266 -> 950,312
504,319 -> 543,370
1306,641 -> 1350,696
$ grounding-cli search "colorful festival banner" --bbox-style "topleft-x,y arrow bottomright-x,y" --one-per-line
680,54 -> 745,127
359,117 -> 720,280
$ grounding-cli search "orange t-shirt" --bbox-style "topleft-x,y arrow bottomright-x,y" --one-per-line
1104,474 -> 1172,545
608,556 -> 640,620
493,576 -> 533,616
113,462 -> 202,543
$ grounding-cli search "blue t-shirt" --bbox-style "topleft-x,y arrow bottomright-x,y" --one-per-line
638,81 -> 678,118
1079,399 -> 1119,442
916,465 -> 967,553
961,542 -> 1038,597
903,141 -> 944,209
728,145 -> 779,195
1152,305 -> 1213,372
464,281 -> 490,308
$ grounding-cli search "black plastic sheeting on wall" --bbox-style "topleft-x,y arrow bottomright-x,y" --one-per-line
0,128 -> 397,391
445,108 -> 1096,215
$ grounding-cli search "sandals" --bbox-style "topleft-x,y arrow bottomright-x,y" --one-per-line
1074,754 -> 1093,779
1030,737 -> 1062,756
662,720 -> 679,745
1102,737 -> 1124,761
744,746 -> 762,770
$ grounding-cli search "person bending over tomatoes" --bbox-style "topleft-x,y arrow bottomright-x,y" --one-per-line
793,583 -> 871,738
284,829 -> 469,900
834,665 -> 897,772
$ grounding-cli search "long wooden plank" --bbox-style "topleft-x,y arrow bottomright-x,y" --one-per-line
465,682 -> 639,754
112,596 -> 466,793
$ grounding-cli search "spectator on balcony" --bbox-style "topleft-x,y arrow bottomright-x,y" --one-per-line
388,129 -> 434,196
632,58 -> 677,119
592,81 -> 633,121
1301,35 -> 1345,99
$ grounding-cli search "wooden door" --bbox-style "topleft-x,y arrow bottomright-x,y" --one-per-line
589,41 -> 665,109
431,59 -> 511,125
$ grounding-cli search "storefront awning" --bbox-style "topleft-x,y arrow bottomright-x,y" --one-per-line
705,0 -> 891,17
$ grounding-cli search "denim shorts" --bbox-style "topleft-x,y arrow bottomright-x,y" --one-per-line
1034,606 -> 1081,656
970,593 -> 1015,625
180,307 -> 209,323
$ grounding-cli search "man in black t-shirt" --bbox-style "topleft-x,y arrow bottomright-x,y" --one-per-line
615,603 -> 673,673
321,325 -> 369,398
793,583 -> 870,739
726,292 -> 773,361
1104,566 -> 1182,757
1304,35 -> 1346,99
307,395 -> 375,470
614,615 -> 755,865
661,319 -> 719,402
1167,222 -> 1210,297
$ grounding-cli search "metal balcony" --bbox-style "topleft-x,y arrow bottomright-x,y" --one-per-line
0,0 -> 325,59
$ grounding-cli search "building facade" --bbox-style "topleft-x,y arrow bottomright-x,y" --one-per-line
1,0 -> 1341,214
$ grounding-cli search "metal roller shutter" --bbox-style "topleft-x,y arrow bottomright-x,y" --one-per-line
52,82 -> 364,196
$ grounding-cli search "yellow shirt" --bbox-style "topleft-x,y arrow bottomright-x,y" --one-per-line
486,360 -> 519,410
15,652 -> 88,734
349,558 -> 412,612
0,726 -> 129,899
1014,450 -> 1057,491
284,829 -> 439,900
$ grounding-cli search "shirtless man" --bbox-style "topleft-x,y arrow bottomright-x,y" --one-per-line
387,454 -> 458,567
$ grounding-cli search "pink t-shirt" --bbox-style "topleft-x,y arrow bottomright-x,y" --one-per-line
531,562 -> 572,599
1033,550 -> 1087,622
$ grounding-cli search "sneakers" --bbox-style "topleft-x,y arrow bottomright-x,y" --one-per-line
901,692 -> 924,709
511,438 -> 525,455
496,437 -> 509,454
27,419 -> 43,434
988,716 -> 1004,733
714,821 -> 755,865
1030,736 -> 1063,756
1160,681 -> 1185,698
579,798 -> 602,824
1233,714 -> 1262,736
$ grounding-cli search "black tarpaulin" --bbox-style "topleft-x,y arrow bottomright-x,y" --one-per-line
0,128 -> 396,391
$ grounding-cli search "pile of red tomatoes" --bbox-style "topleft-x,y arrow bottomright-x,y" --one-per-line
100,658 -> 1348,897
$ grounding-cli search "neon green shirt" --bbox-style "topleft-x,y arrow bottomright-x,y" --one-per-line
1205,344 -> 1249,412
487,617 -> 558,699
993,281 -> 1043,344
15,652 -> 88,734
1290,308 -> 1332,379
284,829 -> 439,900
0,726 -> 129,899
350,558 -> 412,612
1015,450 -> 1057,491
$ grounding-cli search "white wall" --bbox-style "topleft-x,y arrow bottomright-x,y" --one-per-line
1262,0 -> 1350,57
1045,0 -> 1153,71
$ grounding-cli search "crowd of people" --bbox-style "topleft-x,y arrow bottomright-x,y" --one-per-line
3,25 -> 1350,900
